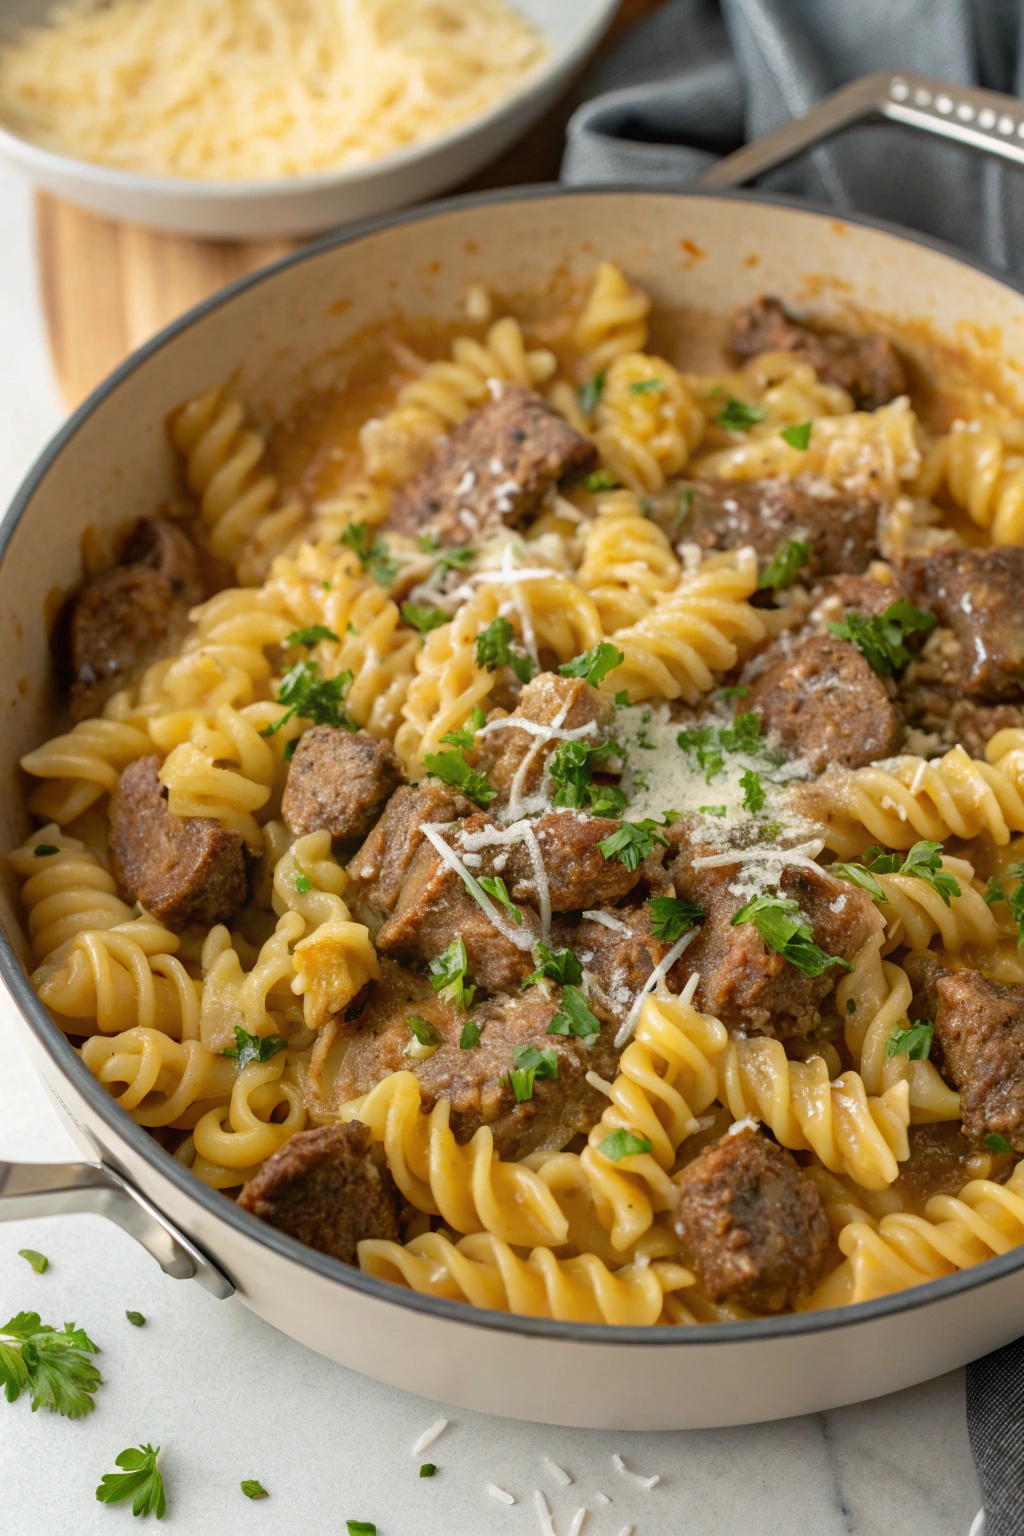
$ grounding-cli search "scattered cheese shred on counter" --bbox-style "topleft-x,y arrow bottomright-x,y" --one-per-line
534,1488 -> 557,1534
612,1453 -> 661,1489
487,1483 -> 516,1505
567,1508 -> 589,1536
543,1458 -> 572,1487
0,0 -> 547,180
411,1417 -> 449,1455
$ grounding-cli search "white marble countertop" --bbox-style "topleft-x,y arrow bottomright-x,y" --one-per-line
0,160 -> 986,1536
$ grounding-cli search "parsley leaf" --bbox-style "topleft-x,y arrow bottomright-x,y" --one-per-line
828,598 -> 936,676
677,712 -> 767,781
401,602 -> 449,634
758,538 -> 810,591
341,522 -> 398,586
422,748 -> 495,807
459,1020 -> 480,1050
95,1443 -> 166,1519
832,861 -> 888,902
285,624 -> 339,648
780,421 -> 812,450
578,371 -> 606,415
223,1027 -> 287,1070
506,1045 -> 558,1102
859,845 -> 903,874
406,1016 -> 441,1049
717,398 -> 768,431
294,872 -> 311,894
420,1464 -> 438,1478
558,642 -> 624,688
242,1480 -> 268,1500
547,738 -> 621,811
899,841 -> 961,906
599,1129 -> 654,1161
125,1312 -> 145,1328
429,937 -> 475,1011
614,689 -> 630,707
740,768 -> 766,814
0,1313 -> 101,1417
834,840 -> 959,906
417,532 -> 441,553
478,875 -> 523,924
524,943 -> 583,988
648,896 -> 705,942
599,819 -> 669,872
18,1250 -> 47,1274
433,545 -> 475,579
440,707 -> 487,750
588,782 -> 629,817
886,1019 -> 935,1061
732,894 -> 854,978
33,843 -> 59,856
700,804 -> 727,817
985,877 -> 1007,907
347,1524 -> 376,1535
584,469 -> 618,491
985,1131 -> 1014,1155
475,617 -> 535,683
260,659 -> 356,737
547,985 -> 601,1041
629,377 -> 663,394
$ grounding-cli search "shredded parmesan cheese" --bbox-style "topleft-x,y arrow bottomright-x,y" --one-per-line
487,1483 -> 516,1505
411,1417 -> 449,1455
613,928 -> 701,1049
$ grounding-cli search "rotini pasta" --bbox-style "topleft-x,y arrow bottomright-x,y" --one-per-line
591,352 -> 704,493
81,1026 -> 235,1126
916,417 -> 1024,545
574,488 -> 681,632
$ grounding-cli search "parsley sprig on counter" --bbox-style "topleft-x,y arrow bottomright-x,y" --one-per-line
18,1250 -> 47,1274
96,1444 -> 166,1520
731,893 -> 854,979
0,1312 -> 101,1418
828,597 -> 935,676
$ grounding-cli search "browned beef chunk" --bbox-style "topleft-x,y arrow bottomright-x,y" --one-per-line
236,1122 -> 405,1264
471,810 -> 641,913
809,572 -> 906,625
661,477 -> 880,581
746,633 -> 904,773
109,755 -> 247,928
470,672 -> 616,805
902,950 -> 950,1027
911,965 -> 1024,1153
553,906 -> 677,1029
333,964 -> 618,1159
902,547 -> 1024,702
374,833 -> 539,994
282,725 -> 403,844
385,384 -> 595,545
729,296 -> 908,409
891,1122 -> 987,1209
673,1127 -> 831,1311
348,782 -> 472,920
671,849 -> 883,1036
67,519 -> 203,721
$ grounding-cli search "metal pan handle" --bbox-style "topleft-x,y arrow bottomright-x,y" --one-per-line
0,1160 -> 234,1299
697,69 -> 1024,191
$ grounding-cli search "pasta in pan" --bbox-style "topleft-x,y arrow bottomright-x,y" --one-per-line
16,262 -> 1024,1328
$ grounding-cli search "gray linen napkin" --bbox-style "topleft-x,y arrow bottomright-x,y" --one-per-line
564,4 -> 1024,1529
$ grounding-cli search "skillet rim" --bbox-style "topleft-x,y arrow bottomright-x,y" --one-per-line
5,179 -> 1024,1348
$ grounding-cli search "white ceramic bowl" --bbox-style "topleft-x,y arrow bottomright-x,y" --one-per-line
0,0 -> 617,238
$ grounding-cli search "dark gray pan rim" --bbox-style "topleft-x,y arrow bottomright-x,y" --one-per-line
4,180 -> 1024,1351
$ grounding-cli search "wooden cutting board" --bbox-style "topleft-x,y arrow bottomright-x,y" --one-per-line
37,0 -> 660,410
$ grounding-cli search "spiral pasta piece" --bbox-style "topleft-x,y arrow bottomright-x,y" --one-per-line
339,1070 -> 570,1248
81,1026 -> 235,1126
198,911 -> 305,1053
869,856 -> 998,954
274,831 -> 379,1030
10,827 -> 134,964
35,926 -> 200,1040
575,487 -> 681,631
804,1162 -> 1024,1309
191,1053 -> 307,1176
602,547 -> 768,705
592,352 -> 705,492
158,742 -> 270,853
20,719 -> 153,824
684,349 -> 854,426
358,1230 -> 693,1324
798,745 -> 1024,857
916,417 -> 1024,545
571,262 -> 652,374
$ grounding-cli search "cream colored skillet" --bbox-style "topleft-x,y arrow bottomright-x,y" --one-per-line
1,71 -> 1024,1431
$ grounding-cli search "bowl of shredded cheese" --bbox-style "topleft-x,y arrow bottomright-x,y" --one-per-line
0,0 -> 616,237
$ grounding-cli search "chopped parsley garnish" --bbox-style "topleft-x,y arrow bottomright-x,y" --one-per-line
95,1443 -> 165,1519
780,421 -> 812,450
547,737 -> 621,811
599,819 -> 669,872
584,469 -> 618,491
0,1312 -> 101,1418
524,944 -> 583,988
406,1016 -> 441,1048
459,1021 -> 480,1050
828,598 -> 936,677
985,1132 -> 1014,1155
834,840 -> 960,907
899,841 -> 961,904
985,877 -> 1006,907
420,1464 -> 437,1478
677,710 -> 768,782
474,616 -> 535,683
720,710 -> 765,754
422,748 -> 496,807
716,685 -> 749,703
284,624 -> 339,648
831,860 -> 888,902
588,782 -> 629,817
417,532 -> 441,553
578,371 -> 606,415
614,689 -> 630,707
260,660 -> 356,738
429,937 -> 475,1011
886,1019 -> 935,1061
547,985 -> 601,1041
599,1129 -> 654,1161
125,1312 -> 145,1328
758,538 -> 810,591
341,522 -> 398,586
846,998 -> 857,1014
740,768 -> 766,814
559,641 -> 624,688
402,602 -> 449,634
223,1026 -> 287,1069
629,377 -> 663,394
506,1045 -> 558,1102
716,397 -> 768,431
242,1480 -> 268,1500
985,861 -> 1024,945
440,706 -> 486,750
347,1524 -> 376,1535
18,1250 -> 47,1274
478,876 -> 523,924
294,872 -> 312,894
433,545 -> 476,579
699,804 -> 727,817
33,844 -> 59,857
732,893 -> 854,978
648,896 -> 705,942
